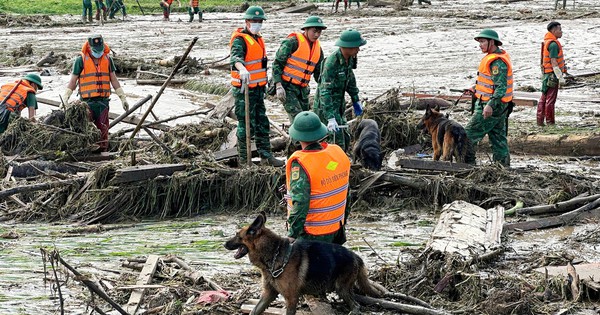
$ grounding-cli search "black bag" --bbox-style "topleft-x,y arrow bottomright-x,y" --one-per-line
546,74 -> 559,88
266,77 -> 276,96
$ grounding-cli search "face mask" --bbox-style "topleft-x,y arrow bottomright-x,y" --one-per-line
91,50 -> 104,58
249,23 -> 262,34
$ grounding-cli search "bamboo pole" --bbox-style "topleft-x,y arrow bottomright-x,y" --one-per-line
126,37 -> 198,142
109,94 -> 152,129
244,82 -> 251,167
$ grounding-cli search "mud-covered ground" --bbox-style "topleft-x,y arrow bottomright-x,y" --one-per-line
1,1 -> 600,314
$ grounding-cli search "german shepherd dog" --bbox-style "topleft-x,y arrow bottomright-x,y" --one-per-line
353,119 -> 383,171
417,105 -> 473,163
224,211 -> 384,315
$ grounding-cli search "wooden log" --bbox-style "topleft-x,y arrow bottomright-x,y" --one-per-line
124,254 -> 160,314
509,134 -> 600,157
36,51 -> 58,67
36,97 -> 169,131
9,160 -> 80,178
0,177 -> 85,201
110,164 -> 187,184
512,193 -> 600,216
396,159 -> 473,172
403,91 -> 538,107
504,201 -> 600,232
358,170 -> 429,190
206,90 -> 235,121
143,127 -> 174,155
112,108 -> 211,136
354,294 -> 450,315
279,3 -> 317,13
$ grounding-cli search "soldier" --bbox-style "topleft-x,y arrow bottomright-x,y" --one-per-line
95,0 -> 107,21
285,111 -> 350,244
188,0 -> 202,22
465,29 -> 513,167
0,74 -> 43,134
272,16 -> 326,124
62,35 -> 130,152
230,6 -> 284,167
107,0 -> 127,19
160,0 -> 181,21
82,0 -> 93,23
313,29 -> 366,152
538,21 -> 569,126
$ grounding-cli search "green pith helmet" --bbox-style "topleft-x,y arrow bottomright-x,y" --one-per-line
244,6 -> 266,21
335,29 -> 367,48
88,34 -> 104,53
301,16 -> 326,30
22,73 -> 43,90
474,29 -> 502,46
289,111 -> 328,142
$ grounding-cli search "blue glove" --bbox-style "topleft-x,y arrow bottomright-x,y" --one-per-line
352,101 -> 363,116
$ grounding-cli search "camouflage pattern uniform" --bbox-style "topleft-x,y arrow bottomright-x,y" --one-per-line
313,49 -> 359,152
287,142 -> 348,244
272,36 -> 323,123
230,29 -> 273,163
465,48 -> 511,167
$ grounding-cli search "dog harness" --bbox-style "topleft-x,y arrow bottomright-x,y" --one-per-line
268,242 -> 293,278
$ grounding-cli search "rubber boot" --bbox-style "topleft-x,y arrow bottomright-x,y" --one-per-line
95,9 -> 100,20
188,13 -> 193,22
199,11 -> 203,22
88,13 -> 93,23
81,15 -> 86,23
103,9 -> 108,21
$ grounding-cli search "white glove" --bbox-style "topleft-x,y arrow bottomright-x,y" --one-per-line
62,88 -> 73,107
238,66 -> 250,85
115,87 -> 129,111
553,66 -> 566,86
327,118 -> 339,132
276,83 -> 286,102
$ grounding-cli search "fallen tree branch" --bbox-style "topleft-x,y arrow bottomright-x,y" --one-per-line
509,193 -> 600,216
0,177 -> 85,201
355,294 -> 450,315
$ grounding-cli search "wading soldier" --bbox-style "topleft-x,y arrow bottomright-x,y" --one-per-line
230,6 -> 284,167
188,0 -> 202,22
63,35 -> 130,152
465,29 -> 513,167
95,0 -> 107,21
272,16 -> 326,124
538,21 -> 568,126
285,111 -> 350,244
0,74 -> 43,134
313,29 -> 366,152
83,0 -> 93,23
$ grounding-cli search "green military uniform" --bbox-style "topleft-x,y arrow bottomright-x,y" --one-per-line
287,142 -> 348,243
465,41 -> 511,167
541,42 -> 560,93
273,36 -> 323,122
83,0 -> 93,22
230,26 -> 274,163
71,55 -> 116,119
107,0 -> 126,19
188,1 -> 202,22
313,49 -> 359,152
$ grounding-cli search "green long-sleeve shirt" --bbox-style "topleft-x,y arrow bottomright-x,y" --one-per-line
313,49 -> 360,123
272,35 -> 323,85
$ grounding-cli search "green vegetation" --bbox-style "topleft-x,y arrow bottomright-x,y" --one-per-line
0,0 -> 287,15
390,241 -> 421,247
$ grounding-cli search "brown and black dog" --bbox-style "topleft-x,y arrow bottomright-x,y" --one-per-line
417,105 -> 474,163
224,211 -> 384,315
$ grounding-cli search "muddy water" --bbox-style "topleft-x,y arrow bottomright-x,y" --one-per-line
0,213 -> 432,313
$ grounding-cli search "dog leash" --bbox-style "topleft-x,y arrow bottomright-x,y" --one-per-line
269,242 -> 293,278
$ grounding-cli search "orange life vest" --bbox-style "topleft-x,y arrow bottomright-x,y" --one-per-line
191,0 -> 199,6
78,41 -> 112,99
0,80 -> 36,113
542,32 -> 566,74
474,50 -> 514,103
285,143 -> 350,236
281,32 -> 321,87
229,28 -> 267,88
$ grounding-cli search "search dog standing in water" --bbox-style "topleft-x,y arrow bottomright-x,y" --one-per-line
224,211 -> 384,315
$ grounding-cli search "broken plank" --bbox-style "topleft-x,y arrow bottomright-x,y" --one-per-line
124,254 -> 160,314
402,92 -> 538,107
214,143 -> 257,161
396,158 -> 473,172
534,263 -> 600,293
504,207 -> 600,232
36,97 -> 170,131
111,164 -> 187,184
136,79 -> 189,86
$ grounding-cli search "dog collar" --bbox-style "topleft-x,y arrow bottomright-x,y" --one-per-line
269,242 -> 293,278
